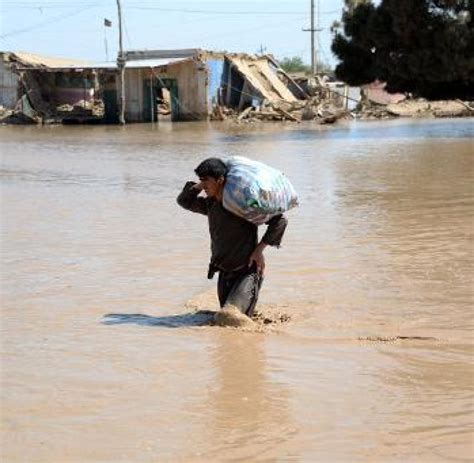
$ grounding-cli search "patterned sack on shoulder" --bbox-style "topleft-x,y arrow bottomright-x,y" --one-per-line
223,156 -> 298,225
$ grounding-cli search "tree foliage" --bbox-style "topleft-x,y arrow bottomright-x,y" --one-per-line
279,56 -> 310,73
279,56 -> 332,75
331,0 -> 474,99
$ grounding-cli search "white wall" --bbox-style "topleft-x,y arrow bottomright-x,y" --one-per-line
0,61 -> 19,108
124,68 -> 144,122
152,60 -> 208,120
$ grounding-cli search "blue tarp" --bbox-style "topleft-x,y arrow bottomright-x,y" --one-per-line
207,59 -> 225,107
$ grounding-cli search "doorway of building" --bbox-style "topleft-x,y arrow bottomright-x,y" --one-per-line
143,77 -> 179,122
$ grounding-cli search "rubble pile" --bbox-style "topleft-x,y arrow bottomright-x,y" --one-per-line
157,101 -> 171,116
211,93 -> 349,125
56,99 -> 104,120
355,100 -> 395,120
0,99 -> 40,124
0,105 -> 9,119
0,111 -> 38,124
386,99 -> 473,118
356,98 -> 473,120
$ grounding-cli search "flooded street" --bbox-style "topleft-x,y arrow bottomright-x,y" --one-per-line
1,119 -> 473,462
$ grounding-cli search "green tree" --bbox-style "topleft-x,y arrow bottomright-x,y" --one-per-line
279,56 -> 333,75
279,56 -> 311,73
331,0 -> 474,99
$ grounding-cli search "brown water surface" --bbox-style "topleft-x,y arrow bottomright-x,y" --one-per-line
1,119 -> 473,462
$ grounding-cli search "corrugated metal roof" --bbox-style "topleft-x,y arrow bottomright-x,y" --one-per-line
59,57 -> 191,70
125,49 -> 200,60
8,53 -> 192,71
125,57 -> 191,68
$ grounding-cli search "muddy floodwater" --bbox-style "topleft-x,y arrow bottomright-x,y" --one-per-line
1,119 -> 473,462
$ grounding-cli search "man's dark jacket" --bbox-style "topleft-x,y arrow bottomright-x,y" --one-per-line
177,181 -> 287,273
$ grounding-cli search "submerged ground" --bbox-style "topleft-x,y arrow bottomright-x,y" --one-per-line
1,118 -> 473,461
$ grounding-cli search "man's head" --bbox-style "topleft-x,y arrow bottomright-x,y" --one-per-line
194,157 -> 228,199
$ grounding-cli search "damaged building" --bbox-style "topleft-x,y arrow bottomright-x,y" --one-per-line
1,49 -> 307,124
1,52 -> 101,123
120,49 -> 305,122
90,49 -> 304,123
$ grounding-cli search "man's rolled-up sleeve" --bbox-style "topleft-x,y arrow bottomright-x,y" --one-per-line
262,214 -> 288,247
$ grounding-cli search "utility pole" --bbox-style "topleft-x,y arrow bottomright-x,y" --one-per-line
116,0 -> 126,124
317,0 -> 321,74
303,0 -> 322,75
311,0 -> 315,74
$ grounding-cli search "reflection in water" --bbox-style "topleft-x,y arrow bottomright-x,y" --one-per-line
102,311 -> 215,328
206,332 -> 294,461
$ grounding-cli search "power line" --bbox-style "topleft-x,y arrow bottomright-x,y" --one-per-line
0,0 -> 339,15
1,3 -> 105,9
1,0 -> 108,5
0,6 -> 97,39
318,35 -> 332,65
1,2 -> 342,16
123,6 -> 341,16
276,46 -> 311,57
123,15 -> 132,49
197,14 -> 308,43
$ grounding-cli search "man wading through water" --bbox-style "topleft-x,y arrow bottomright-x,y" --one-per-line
177,158 -> 287,325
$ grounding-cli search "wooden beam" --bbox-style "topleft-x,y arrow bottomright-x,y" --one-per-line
237,106 -> 253,120
226,63 -> 233,107
274,106 -> 301,122
265,54 -> 310,100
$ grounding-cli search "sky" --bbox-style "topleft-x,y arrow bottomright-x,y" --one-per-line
0,0 -> 346,67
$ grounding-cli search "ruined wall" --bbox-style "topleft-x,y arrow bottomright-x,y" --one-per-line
123,60 -> 208,122
52,72 -> 95,105
153,60 -> 208,120
0,60 -> 19,108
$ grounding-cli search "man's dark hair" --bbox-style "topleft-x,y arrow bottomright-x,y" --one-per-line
194,157 -> 228,180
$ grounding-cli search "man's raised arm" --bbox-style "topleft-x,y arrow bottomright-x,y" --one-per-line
177,181 -> 208,216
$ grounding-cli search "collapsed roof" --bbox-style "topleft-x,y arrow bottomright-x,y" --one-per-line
227,56 -> 297,103
2,51 -> 91,69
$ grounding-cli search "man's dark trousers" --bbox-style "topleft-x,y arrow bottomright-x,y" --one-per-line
217,264 -> 263,317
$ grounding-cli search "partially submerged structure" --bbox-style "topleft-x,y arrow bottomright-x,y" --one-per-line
1,49 -> 307,124
97,49 -> 303,122
1,52 -> 100,123
355,79 -> 473,119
